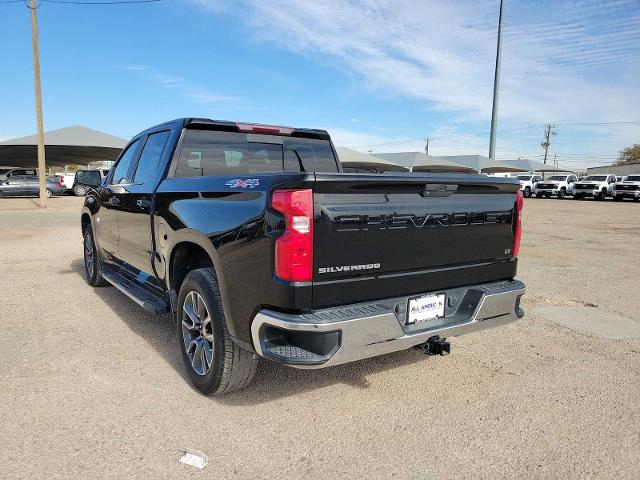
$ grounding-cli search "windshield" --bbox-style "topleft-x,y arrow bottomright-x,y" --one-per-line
76,170 -> 102,186
516,175 -> 531,181
624,175 -> 640,181
547,175 -> 566,181
583,175 -> 606,181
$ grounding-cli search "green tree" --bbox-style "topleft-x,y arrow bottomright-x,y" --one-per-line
616,144 -> 640,165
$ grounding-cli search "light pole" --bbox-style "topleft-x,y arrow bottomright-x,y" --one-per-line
29,0 -> 47,207
488,0 -> 504,161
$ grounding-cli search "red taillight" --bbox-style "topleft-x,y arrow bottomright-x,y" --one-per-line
56,183 -> 62,189
237,122 -> 294,136
512,190 -> 524,258
271,189 -> 313,282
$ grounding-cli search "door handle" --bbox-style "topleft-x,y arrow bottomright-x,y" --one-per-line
136,199 -> 151,209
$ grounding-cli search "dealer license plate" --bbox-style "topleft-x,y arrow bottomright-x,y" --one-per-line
406,293 -> 446,325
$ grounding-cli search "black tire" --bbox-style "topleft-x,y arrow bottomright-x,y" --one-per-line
557,189 -> 566,199
573,194 -> 581,200
83,224 -> 109,287
523,187 -> 531,198
545,193 -> 551,198
596,189 -> 606,201
633,197 -> 639,202
613,195 -> 622,202
45,188 -> 53,198
177,268 -> 258,395
535,193 -> 543,198
74,185 -> 88,197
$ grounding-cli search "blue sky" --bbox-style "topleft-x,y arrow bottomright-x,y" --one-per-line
1,0 -> 639,169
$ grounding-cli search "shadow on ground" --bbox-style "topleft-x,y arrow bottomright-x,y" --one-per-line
65,258 -> 433,406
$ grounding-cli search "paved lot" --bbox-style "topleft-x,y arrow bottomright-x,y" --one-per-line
1,196 -> 639,479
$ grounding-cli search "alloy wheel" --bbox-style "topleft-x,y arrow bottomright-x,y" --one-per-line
84,232 -> 95,279
181,291 -> 214,376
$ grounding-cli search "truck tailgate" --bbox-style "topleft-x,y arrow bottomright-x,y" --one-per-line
312,173 -> 520,307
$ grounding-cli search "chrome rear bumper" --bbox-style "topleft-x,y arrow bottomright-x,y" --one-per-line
251,279 -> 525,369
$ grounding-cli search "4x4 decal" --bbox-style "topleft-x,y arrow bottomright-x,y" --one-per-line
225,178 -> 260,189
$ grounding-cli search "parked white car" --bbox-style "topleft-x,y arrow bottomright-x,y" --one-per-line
573,174 -> 617,200
515,174 -> 542,198
613,174 -> 640,202
534,174 -> 578,199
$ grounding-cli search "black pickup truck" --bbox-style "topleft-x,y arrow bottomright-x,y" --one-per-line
81,118 -> 525,395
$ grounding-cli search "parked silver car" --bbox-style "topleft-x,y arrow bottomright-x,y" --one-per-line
0,175 -> 63,198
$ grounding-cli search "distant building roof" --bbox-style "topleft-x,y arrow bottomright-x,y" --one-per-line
0,125 -> 127,149
0,125 -> 127,168
336,147 -> 408,172
375,152 -> 475,173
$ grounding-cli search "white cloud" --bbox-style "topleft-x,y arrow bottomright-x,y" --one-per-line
194,0 -> 640,124
119,64 -> 240,105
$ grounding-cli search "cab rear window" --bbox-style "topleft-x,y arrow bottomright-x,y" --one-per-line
173,130 -> 338,178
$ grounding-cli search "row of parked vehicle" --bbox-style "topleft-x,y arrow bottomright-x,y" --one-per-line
517,173 -> 640,201
0,167 -> 109,198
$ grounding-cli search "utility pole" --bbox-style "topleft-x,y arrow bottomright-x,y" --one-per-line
29,0 -> 47,208
424,138 -> 430,156
488,0 -> 504,161
367,149 -> 373,155
541,124 -> 557,165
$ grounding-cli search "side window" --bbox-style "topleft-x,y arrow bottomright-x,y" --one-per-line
110,139 -> 140,185
133,131 -> 171,184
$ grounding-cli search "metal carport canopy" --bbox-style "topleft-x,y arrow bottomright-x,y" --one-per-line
0,125 -> 127,168
375,152 -> 476,173
336,147 -> 408,172
500,158 -> 577,173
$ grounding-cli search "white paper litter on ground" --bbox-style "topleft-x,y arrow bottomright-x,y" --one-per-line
179,449 -> 209,470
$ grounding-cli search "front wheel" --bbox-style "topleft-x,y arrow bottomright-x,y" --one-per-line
523,187 -> 531,198
83,224 -> 109,287
557,189 -> 566,199
45,188 -> 53,198
596,189 -> 606,201
74,185 -> 88,196
535,193 -> 543,198
177,268 -> 258,395
613,195 -> 622,202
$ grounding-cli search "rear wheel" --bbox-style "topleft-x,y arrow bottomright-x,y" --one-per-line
83,224 -> 109,287
177,268 -> 258,395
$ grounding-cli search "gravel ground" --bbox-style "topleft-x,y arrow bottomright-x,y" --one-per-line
0,195 -> 638,479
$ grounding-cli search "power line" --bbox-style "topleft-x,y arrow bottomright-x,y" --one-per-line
41,0 -> 161,4
0,0 -> 161,4
353,121 -> 640,149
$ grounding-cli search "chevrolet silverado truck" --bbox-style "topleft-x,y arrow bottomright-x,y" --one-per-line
534,174 -> 578,199
573,174 -> 617,200
81,118 -> 526,395
515,174 -> 542,198
613,174 -> 640,201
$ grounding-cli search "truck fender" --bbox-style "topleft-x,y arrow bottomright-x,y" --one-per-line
161,228 -> 237,337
